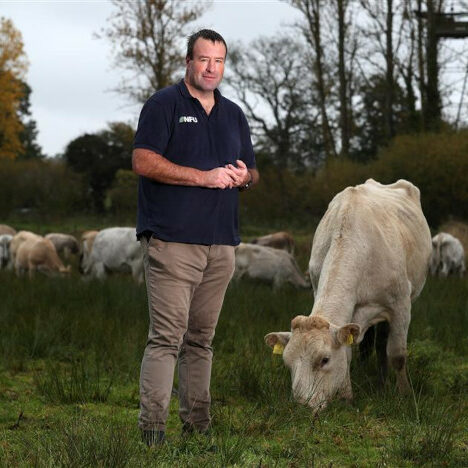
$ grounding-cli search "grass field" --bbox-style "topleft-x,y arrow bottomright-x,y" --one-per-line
1,239 -> 467,466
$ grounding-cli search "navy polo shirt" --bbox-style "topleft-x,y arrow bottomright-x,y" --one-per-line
134,80 -> 255,246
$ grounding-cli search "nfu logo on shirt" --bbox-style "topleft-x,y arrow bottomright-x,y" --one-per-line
179,116 -> 198,123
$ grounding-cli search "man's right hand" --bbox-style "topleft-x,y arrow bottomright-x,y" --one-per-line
203,167 -> 237,189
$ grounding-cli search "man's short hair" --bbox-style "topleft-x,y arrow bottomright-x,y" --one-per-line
186,29 -> 227,60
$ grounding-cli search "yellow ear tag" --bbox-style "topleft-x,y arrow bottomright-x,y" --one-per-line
346,334 -> 354,346
273,343 -> 284,355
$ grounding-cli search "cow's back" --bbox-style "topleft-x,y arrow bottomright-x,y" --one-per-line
310,179 -> 432,304
91,227 -> 140,270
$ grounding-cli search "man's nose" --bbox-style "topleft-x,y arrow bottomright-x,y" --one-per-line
206,59 -> 215,72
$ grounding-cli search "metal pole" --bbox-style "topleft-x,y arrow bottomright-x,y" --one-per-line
455,61 -> 468,129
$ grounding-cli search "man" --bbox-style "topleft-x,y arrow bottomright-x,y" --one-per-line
132,29 -> 259,446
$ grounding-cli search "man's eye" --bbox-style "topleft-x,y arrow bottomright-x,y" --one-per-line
320,357 -> 330,367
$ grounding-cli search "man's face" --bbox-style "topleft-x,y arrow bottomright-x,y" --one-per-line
186,38 -> 226,92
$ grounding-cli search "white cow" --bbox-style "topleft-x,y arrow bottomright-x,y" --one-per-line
265,179 -> 432,412
234,243 -> 309,289
430,232 -> 465,277
81,227 -> 143,283
0,234 -> 13,269
250,231 -> 295,255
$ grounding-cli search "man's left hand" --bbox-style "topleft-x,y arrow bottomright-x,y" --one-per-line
225,159 -> 251,187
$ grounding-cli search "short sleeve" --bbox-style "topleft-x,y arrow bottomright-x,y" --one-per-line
133,98 -> 173,156
239,111 -> 256,169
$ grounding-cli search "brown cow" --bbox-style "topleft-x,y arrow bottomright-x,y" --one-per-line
45,233 -> 79,259
250,231 -> 295,255
0,224 -> 16,236
9,231 -> 42,270
79,230 -> 99,274
15,237 -> 71,278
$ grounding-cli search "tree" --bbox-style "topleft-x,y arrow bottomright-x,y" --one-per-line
0,17 -> 28,159
17,81 -> 44,159
99,0 -> 211,103
226,36 -> 323,171
63,122 -> 134,212
290,0 -> 337,159
352,74 -> 412,161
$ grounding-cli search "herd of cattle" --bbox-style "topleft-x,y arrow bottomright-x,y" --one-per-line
0,215 -> 465,286
0,179 -> 466,413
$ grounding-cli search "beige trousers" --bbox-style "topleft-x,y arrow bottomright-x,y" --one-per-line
138,236 -> 235,432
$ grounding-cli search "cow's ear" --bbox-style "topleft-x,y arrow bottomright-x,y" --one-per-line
336,324 -> 360,346
264,332 -> 291,348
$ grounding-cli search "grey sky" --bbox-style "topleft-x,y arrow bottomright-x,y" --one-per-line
1,0 -> 300,156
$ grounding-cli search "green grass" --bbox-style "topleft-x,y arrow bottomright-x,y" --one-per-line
1,267 -> 467,466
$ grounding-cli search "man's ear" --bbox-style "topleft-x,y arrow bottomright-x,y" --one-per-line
336,324 -> 360,346
264,332 -> 292,348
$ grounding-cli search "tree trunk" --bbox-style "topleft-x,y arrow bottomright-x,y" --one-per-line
416,0 -> 427,129
385,0 -> 395,139
306,0 -> 337,159
424,0 -> 441,130
337,0 -> 349,157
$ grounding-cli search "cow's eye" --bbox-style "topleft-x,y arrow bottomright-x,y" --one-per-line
320,357 -> 330,367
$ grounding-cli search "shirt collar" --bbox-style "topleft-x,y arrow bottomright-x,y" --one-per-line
177,79 -> 222,104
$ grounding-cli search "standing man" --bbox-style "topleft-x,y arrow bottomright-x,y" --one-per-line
132,29 -> 259,446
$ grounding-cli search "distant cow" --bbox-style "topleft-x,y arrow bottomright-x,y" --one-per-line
79,230 -> 99,274
9,231 -> 42,270
80,227 -> 143,283
430,232 -> 465,278
234,243 -> 309,289
0,234 -> 13,269
0,224 -> 16,236
250,231 -> 295,255
15,237 -> 71,278
265,179 -> 432,413
45,233 -> 79,259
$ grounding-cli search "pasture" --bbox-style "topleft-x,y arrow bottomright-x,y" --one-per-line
1,230 -> 467,467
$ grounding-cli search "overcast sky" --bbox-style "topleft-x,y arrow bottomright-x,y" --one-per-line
1,0 -> 300,156
2,1 -> 468,157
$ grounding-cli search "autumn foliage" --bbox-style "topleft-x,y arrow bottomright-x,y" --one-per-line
0,17 -> 28,160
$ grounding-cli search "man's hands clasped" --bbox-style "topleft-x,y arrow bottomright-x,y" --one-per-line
203,159 -> 250,189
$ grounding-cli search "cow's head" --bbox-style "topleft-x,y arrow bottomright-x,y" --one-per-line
265,315 -> 360,412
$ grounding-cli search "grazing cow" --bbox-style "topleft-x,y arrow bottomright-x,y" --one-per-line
80,227 -> 143,283
0,234 -> 13,269
250,231 -> 295,255
79,230 -> 99,274
265,179 -> 432,412
234,243 -> 309,289
9,231 -> 42,270
45,233 -> 79,259
15,237 -> 71,278
0,224 -> 16,236
430,232 -> 465,277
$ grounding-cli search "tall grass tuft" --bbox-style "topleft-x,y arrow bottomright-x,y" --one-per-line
390,397 -> 465,465
34,354 -> 114,403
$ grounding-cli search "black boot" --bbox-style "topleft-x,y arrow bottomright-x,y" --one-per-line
141,429 -> 166,447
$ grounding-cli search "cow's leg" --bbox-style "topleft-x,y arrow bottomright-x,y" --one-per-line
440,261 -> 449,278
339,346 -> 353,401
375,321 -> 389,385
131,259 -> 144,284
358,326 -> 375,362
387,299 -> 411,394
92,262 -> 106,280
